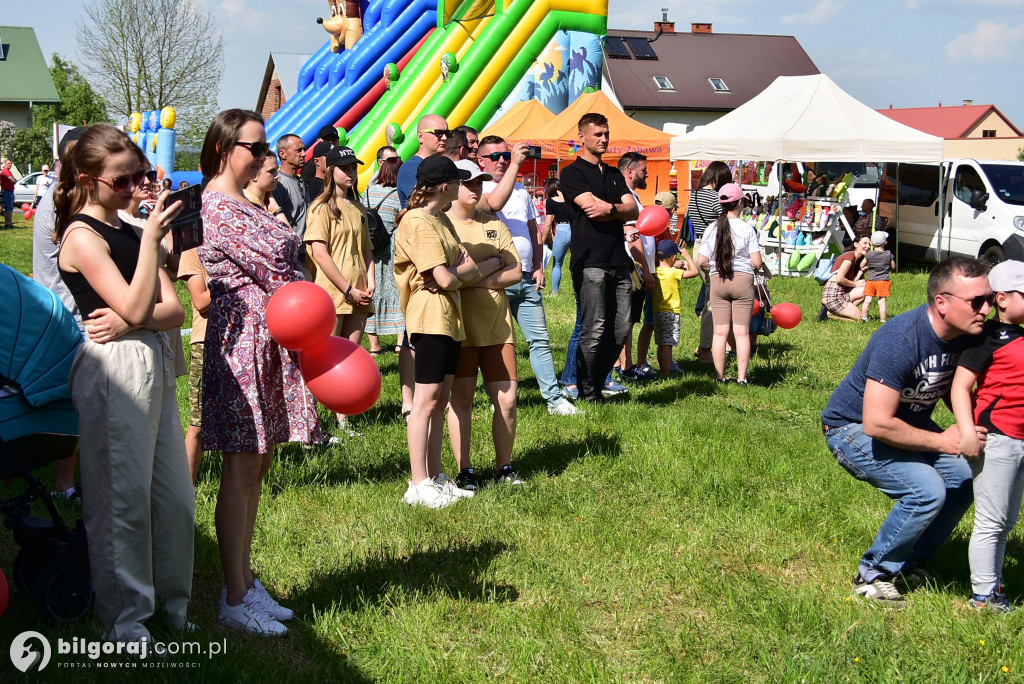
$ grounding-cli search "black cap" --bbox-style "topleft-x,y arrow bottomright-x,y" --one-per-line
311,140 -> 335,158
324,146 -> 363,167
58,126 -> 88,163
416,155 -> 471,185
317,125 -> 340,142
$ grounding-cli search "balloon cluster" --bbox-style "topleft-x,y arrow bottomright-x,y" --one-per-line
266,281 -> 381,414
21,203 -> 35,220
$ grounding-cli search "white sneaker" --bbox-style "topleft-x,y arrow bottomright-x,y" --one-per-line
433,473 -> 474,498
402,478 -> 460,509
547,398 -> 580,416
217,588 -> 288,636
252,579 -> 294,621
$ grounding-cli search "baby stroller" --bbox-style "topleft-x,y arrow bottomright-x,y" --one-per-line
0,263 -> 92,624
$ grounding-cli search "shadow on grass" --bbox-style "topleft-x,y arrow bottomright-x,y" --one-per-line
515,433 -> 621,477
297,540 -> 518,611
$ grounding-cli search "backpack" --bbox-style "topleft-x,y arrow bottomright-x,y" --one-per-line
813,254 -> 837,285
365,187 -> 398,251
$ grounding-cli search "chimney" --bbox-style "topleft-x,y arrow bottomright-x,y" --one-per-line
938,100 -> 942,107
962,99 -> 973,106
655,9 -> 675,34
691,22 -> 712,34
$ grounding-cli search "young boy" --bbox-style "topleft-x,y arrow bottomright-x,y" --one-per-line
950,259 -> 1024,613
653,239 -> 699,375
860,231 -> 895,322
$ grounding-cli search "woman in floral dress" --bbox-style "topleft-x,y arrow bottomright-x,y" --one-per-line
199,109 -> 321,636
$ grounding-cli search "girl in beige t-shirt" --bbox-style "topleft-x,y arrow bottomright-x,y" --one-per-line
393,157 -> 503,509
444,165 -> 523,492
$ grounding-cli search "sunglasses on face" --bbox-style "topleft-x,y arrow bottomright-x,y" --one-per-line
236,141 -> 271,157
482,151 -> 512,162
941,292 -> 995,311
94,170 -> 148,192
423,129 -> 451,139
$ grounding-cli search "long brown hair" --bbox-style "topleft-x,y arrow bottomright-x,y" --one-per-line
52,123 -> 147,244
699,161 -> 733,190
375,156 -> 401,188
394,182 -> 447,226
310,163 -> 363,221
200,109 -> 264,179
712,199 -> 741,279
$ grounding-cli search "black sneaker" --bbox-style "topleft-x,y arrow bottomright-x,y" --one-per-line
493,465 -> 525,486
815,304 -> 829,322
455,468 -> 479,492
893,567 -> 936,593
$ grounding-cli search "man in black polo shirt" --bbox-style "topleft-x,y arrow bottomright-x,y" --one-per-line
559,113 -> 640,402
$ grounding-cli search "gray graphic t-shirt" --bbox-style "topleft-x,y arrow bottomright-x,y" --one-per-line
822,304 -> 970,429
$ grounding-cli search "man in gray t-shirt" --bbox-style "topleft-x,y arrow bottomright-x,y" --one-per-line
33,190 -> 82,331
272,134 -> 310,259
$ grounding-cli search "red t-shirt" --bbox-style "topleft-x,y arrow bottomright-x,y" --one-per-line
0,168 -> 14,192
959,320 -> 1024,439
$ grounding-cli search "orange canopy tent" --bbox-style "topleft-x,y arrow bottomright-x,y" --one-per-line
481,99 -> 555,140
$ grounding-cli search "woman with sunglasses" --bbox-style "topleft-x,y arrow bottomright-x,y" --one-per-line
305,146 -> 374,436
199,110 -> 322,635
394,155 -> 500,508
821,235 -> 871,322
444,160 -> 524,491
54,123 -> 194,646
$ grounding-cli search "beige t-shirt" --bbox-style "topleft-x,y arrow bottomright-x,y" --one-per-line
393,208 -> 464,341
445,210 -> 520,347
176,248 -> 208,343
304,199 -> 373,314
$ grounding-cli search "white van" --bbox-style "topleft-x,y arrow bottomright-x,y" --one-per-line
880,159 -> 1024,265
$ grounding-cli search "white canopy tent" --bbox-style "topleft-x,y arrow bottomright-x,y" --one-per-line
669,74 -> 943,163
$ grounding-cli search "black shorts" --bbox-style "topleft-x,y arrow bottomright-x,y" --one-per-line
409,333 -> 461,384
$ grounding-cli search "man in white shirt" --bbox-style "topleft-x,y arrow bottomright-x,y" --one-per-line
478,135 -> 578,416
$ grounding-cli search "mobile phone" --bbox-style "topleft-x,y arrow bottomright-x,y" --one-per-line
525,145 -> 542,159
164,184 -> 204,253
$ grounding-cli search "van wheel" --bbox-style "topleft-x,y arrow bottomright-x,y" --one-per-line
980,244 -> 1004,268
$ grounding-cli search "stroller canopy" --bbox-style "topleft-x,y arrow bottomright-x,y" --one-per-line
0,264 -> 82,407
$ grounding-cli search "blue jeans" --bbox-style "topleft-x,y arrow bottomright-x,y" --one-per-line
574,266 -> 632,401
1,189 -> 13,215
506,273 -> 560,407
551,223 -> 571,294
824,422 -> 973,582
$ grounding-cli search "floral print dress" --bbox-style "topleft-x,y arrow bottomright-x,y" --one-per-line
199,191 -> 321,453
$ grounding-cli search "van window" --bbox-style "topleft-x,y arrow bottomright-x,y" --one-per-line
980,164 -> 1024,206
953,165 -> 986,205
815,162 -> 881,187
891,164 -> 940,207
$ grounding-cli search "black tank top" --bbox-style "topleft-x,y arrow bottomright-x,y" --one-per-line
58,213 -> 142,320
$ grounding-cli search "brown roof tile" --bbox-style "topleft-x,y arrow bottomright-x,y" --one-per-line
603,29 -> 819,112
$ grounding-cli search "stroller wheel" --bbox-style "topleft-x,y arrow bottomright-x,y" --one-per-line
32,555 -> 92,625
13,551 -> 43,597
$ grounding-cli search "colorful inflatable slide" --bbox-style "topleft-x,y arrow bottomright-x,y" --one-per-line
265,0 -> 608,187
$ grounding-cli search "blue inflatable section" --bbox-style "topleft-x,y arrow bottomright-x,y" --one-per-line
265,0 -> 437,150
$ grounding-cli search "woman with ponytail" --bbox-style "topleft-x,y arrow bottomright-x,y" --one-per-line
393,156 -> 501,509
55,123 -> 194,646
696,183 -> 763,385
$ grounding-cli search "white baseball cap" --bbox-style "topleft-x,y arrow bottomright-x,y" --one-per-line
455,159 -> 492,182
988,259 -> 1024,293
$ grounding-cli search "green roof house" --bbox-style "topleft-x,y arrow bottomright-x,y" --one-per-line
0,26 -> 60,128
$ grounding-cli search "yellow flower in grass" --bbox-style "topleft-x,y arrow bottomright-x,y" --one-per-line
1003,666 -> 1010,673
980,640 -> 986,646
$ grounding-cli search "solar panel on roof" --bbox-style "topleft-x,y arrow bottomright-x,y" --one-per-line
624,37 -> 658,60
604,36 -> 632,60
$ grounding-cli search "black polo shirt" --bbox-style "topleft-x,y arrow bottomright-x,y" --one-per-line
560,156 -> 632,272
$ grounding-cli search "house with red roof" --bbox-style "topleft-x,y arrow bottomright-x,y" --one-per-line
877,102 -> 1024,161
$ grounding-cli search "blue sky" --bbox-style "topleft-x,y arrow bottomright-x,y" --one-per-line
5,0 -> 1024,129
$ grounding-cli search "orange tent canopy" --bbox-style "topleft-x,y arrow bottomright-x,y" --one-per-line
506,90 -> 672,162
481,99 -> 555,141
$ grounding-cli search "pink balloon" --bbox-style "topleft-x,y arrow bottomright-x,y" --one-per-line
300,336 -> 382,415
771,302 -> 803,329
266,281 -> 335,351
636,205 -> 670,237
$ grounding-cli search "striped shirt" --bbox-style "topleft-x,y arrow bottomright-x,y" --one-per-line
686,187 -> 721,237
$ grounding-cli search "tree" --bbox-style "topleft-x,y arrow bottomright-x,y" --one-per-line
33,54 -> 110,130
1018,147 -> 1024,162
76,0 -> 224,150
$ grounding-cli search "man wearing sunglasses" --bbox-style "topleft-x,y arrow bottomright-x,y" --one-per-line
454,125 -> 479,162
822,256 -> 991,606
396,114 -> 450,208
477,135 -> 578,416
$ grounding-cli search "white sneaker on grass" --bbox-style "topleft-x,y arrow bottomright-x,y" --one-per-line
217,588 -> 288,636
433,473 -> 474,498
852,574 -> 905,607
252,579 -> 294,621
402,479 -> 460,509
548,398 -> 579,416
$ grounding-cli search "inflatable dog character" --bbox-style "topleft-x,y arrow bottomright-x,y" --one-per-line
318,0 -> 362,52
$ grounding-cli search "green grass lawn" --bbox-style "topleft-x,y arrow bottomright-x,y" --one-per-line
1,216 -> 1022,682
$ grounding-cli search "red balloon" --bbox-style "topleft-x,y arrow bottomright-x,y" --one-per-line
266,281 -> 335,351
0,566 -> 8,619
771,302 -> 803,329
24,209 -> 34,220
752,298 -> 762,316
636,205 -> 670,237
300,336 -> 382,415
21,203 -> 30,213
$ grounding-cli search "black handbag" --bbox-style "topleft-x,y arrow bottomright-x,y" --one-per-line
365,187 -> 397,251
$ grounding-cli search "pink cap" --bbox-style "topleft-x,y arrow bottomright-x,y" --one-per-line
718,182 -> 743,203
